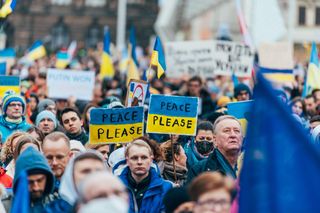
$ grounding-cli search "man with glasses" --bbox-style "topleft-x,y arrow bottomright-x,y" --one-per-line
188,115 -> 243,182
42,132 -> 72,194
0,91 -> 31,141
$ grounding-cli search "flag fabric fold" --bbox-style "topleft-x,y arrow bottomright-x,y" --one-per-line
0,0 -> 17,18
303,42 -> 320,97
127,26 -> 140,85
150,36 -> 166,79
239,72 -> 320,213
55,41 -> 77,69
11,170 -> 29,213
26,40 -> 46,61
100,31 -> 115,79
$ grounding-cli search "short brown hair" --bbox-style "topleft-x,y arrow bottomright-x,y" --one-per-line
125,140 -> 153,158
13,135 -> 41,160
188,172 -> 234,201
160,141 -> 182,162
43,132 -> 70,148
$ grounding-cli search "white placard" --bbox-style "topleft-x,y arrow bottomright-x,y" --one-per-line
165,40 -> 254,78
47,69 -> 95,101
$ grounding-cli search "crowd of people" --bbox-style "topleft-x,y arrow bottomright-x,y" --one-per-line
0,44 -> 318,213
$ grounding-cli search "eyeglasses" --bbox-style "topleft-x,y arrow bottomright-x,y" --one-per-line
8,103 -> 23,108
196,198 -> 230,210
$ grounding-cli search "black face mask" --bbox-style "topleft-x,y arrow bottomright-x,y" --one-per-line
195,140 -> 214,156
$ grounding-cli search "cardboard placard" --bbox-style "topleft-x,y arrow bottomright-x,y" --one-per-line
227,100 -> 253,135
89,107 -> 144,144
125,79 -> 148,107
146,95 -> 199,136
47,69 -> 95,101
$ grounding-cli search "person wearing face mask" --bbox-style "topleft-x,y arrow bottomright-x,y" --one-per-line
76,171 -> 129,213
187,115 -> 243,183
184,121 -> 215,170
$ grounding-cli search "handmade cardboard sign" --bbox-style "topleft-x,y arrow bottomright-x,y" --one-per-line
47,68 -> 95,101
0,76 -> 20,98
146,95 -> 199,135
227,100 -> 253,135
126,79 -> 148,107
89,107 -> 144,144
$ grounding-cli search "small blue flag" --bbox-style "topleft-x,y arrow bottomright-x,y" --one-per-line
0,61 -> 6,75
11,170 -> 29,213
239,72 -> 320,212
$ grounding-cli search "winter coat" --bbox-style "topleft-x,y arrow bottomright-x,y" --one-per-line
0,115 -> 31,142
187,148 -> 237,183
119,167 -> 172,213
183,138 -> 209,170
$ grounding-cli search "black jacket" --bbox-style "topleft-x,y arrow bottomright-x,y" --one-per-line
187,149 -> 237,183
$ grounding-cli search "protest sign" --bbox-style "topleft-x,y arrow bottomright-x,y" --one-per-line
47,69 -> 95,101
146,95 -> 199,135
258,42 -> 294,83
227,100 -> 253,135
125,79 -> 148,107
0,76 -> 20,98
165,40 -> 254,78
89,107 -> 144,144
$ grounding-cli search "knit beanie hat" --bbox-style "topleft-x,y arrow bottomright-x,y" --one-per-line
36,110 -> 57,128
234,83 -> 251,99
37,99 -> 56,112
2,91 -> 26,115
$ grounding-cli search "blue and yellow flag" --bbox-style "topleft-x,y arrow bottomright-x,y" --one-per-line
0,0 -> 16,18
150,36 -> 166,79
0,61 -> 6,75
26,40 -> 46,61
127,26 -> 140,85
0,48 -> 15,70
100,30 -> 115,79
240,71 -> 320,213
55,51 -> 69,69
303,42 -> 320,97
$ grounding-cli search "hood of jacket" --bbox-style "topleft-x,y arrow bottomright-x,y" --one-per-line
14,147 -> 54,195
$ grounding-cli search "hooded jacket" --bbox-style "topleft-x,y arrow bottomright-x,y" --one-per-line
183,138 -> 209,170
14,147 -> 55,213
119,167 -> 172,213
0,115 -> 31,142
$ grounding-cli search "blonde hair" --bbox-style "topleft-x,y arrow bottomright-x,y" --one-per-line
125,140 -> 153,158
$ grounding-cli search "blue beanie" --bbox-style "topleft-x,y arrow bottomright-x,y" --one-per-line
36,110 -> 57,128
2,91 -> 26,115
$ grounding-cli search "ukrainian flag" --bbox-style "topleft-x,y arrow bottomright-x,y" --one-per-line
303,42 -> 320,97
100,31 -> 115,79
0,48 -> 15,68
55,51 -> 69,69
26,40 -> 46,61
0,0 -> 16,18
127,27 -> 140,85
259,67 -> 294,82
150,36 -> 166,79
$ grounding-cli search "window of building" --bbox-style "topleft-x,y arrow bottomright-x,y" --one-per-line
316,7 -> 320,25
85,0 -> 106,7
51,0 -> 72,5
298,6 -> 306,26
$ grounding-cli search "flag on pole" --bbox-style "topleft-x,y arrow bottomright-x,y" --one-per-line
55,41 -> 77,69
239,72 -> 320,213
100,30 -> 115,79
0,0 -> 16,18
127,26 -> 140,85
302,42 -> 320,97
11,170 -> 29,213
0,48 -> 15,68
150,36 -> 166,79
26,40 -> 46,61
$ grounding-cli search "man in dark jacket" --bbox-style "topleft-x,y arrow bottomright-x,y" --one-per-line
60,107 -> 88,145
187,115 -> 243,182
119,140 -> 172,213
7,147 -> 55,213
